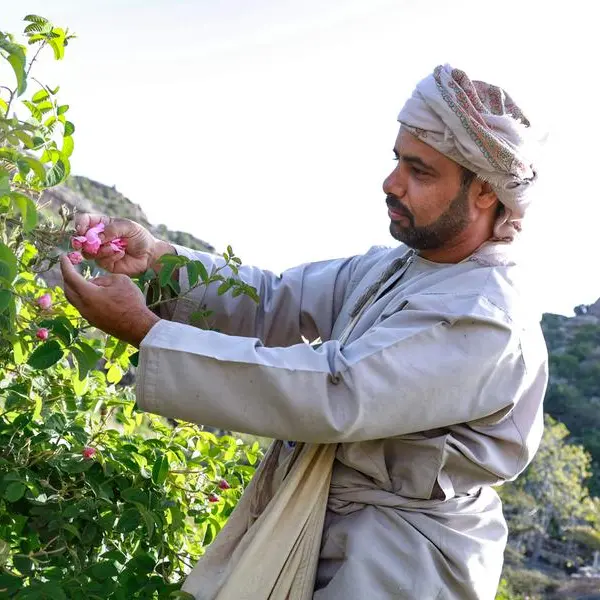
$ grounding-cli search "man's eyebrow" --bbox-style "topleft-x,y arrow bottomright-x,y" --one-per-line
393,149 -> 437,173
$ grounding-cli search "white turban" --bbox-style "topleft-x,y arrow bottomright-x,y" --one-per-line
398,64 -> 541,241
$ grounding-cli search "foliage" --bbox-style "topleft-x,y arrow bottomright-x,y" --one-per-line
497,567 -> 558,599
0,16 -> 262,599
509,416 -> 595,526
541,314 -> 600,496
499,416 -> 599,546
495,577 -> 528,600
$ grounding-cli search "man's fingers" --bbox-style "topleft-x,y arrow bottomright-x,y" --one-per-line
74,214 -> 110,236
91,275 -> 115,287
60,255 -> 97,296
96,252 -> 125,273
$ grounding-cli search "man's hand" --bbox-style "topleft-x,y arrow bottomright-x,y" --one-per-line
74,214 -> 175,276
60,255 -> 160,347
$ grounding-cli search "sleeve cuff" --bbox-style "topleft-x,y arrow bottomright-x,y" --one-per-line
135,319 -> 172,415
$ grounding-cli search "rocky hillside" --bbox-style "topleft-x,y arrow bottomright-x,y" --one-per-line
42,175 -> 215,253
542,300 -> 600,495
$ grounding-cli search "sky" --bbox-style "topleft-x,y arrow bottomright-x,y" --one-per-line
2,0 -> 599,316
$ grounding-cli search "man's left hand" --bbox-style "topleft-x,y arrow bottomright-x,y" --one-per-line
60,255 -> 160,347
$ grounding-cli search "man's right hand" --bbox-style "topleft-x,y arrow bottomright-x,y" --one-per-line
74,214 -> 175,276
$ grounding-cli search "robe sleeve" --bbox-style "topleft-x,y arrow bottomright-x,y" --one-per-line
136,291 -> 544,443
152,244 -> 360,347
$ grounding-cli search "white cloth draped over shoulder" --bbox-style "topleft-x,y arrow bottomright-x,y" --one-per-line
137,238 -> 548,599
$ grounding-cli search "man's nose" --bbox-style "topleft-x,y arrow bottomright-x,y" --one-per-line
382,164 -> 407,197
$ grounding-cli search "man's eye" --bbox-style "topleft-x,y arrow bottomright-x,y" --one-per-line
412,167 -> 427,176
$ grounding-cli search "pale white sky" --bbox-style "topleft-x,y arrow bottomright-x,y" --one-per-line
3,1 -> 599,315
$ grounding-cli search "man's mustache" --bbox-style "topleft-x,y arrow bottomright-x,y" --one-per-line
386,195 -> 414,224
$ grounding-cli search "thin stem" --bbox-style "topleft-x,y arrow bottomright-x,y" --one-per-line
26,41 -> 47,78
4,88 -> 15,117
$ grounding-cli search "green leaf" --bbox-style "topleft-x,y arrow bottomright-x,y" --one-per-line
217,280 -> 233,296
32,88 -> 49,103
62,135 -> 74,157
48,38 -> 65,60
106,363 -> 122,384
23,100 -> 42,121
57,104 -> 69,115
151,453 -> 169,485
0,242 -> 18,283
186,261 -> 199,287
117,508 -> 140,533
12,337 -> 26,364
101,550 -> 126,564
45,158 -> 67,187
27,340 -> 64,369
64,121 -> 75,136
11,192 -> 37,232
61,523 -> 81,540
129,351 -> 140,367
0,289 -> 11,313
21,156 -> 46,180
4,481 -> 26,502
169,593 -> 196,600
71,340 -> 101,379
24,14 -> 49,24
158,262 -> 178,288
38,316 -> 75,345
89,561 -> 118,581
0,173 -> 10,197
139,507 -> 155,538
110,338 -> 129,360
0,39 -> 27,96
13,129 -> 35,148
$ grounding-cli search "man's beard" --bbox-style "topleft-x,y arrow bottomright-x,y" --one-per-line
386,186 -> 471,250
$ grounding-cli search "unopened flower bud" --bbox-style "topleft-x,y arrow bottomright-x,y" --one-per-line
37,293 -> 52,310
36,328 -> 49,341
82,447 -> 97,459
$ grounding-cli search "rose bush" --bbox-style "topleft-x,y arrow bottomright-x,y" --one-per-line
1,16 -> 261,599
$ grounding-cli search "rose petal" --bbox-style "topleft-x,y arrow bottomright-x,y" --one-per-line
87,223 -> 105,236
37,293 -> 52,310
109,238 -> 127,253
83,238 -> 101,255
67,251 -> 83,265
71,236 -> 86,250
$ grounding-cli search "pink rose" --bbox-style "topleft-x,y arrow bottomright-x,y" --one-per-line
82,447 -> 97,459
218,479 -> 231,490
71,223 -> 105,255
108,237 -> 127,253
36,328 -> 49,341
37,293 -> 52,310
208,493 -> 220,503
67,251 -> 83,265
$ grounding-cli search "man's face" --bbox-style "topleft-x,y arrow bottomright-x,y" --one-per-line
383,128 -> 473,250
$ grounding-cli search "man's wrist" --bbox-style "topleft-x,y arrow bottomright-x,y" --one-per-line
150,239 -> 177,273
129,309 -> 161,348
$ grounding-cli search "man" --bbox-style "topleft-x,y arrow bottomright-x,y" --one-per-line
61,64 -> 548,599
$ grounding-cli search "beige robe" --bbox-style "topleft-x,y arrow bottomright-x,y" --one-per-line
137,241 -> 548,599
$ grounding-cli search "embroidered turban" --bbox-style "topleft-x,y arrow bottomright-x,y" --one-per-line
398,64 -> 541,241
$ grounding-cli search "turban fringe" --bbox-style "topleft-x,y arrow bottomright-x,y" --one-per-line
398,65 -> 540,241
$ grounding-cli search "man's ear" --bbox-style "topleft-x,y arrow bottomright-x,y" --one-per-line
474,180 -> 498,210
